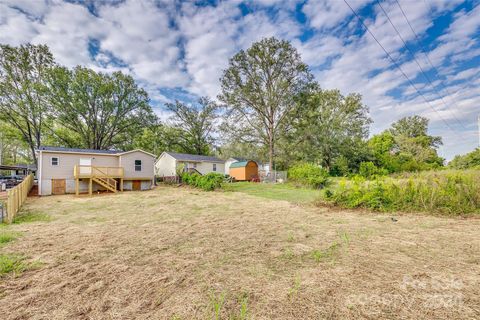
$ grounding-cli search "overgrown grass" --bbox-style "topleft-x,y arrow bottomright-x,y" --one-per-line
323,170 -> 480,215
225,182 -> 322,204
0,230 -> 20,245
13,210 -> 51,224
0,254 -> 29,276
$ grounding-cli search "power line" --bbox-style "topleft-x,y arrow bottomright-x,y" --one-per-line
393,0 -> 473,129
377,0 -> 467,130
342,0 -> 466,142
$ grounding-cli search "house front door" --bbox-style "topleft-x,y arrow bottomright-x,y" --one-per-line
79,158 -> 92,175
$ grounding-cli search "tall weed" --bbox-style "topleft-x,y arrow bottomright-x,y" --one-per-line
324,170 -> 480,215
288,163 -> 329,189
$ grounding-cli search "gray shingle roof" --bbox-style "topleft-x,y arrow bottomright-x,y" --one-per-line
166,152 -> 225,163
38,146 -> 122,154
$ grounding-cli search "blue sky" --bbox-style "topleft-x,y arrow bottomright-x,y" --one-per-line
1,0 -> 479,160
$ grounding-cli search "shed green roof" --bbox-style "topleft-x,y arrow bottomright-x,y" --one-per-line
230,160 -> 256,168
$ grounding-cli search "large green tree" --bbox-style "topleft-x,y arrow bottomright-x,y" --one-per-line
47,66 -> 155,150
166,97 -> 218,155
0,120 -> 31,165
290,88 -> 371,171
389,115 -> 442,149
369,115 -> 444,172
0,44 -> 54,164
219,37 -> 313,170
132,121 -> 184,156
449,148 -> 480,169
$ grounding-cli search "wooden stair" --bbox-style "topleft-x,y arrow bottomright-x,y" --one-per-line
92,177 -> 117,193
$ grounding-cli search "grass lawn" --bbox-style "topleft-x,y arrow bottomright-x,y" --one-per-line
224,182 -> 322,204
0,186 -> 478,319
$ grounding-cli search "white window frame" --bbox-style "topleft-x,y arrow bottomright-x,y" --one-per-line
213,163 -> 217,172
51,157 -> 59,166
134,160 -> 142,172
133,159 -> 143,172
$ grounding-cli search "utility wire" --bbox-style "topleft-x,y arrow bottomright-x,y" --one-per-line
392,0 -> 472,129
342,0 -> 465,141
377,0 -> 466,129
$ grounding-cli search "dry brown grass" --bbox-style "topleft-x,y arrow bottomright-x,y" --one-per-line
0,185 -> 479,319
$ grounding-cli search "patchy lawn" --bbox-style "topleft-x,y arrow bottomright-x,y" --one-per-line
225,182 -> 322,204
0,186 -> 479,319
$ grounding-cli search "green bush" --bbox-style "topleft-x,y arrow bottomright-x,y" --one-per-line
358,161 -> 388,178
181,172 -> 225,191
324,170 -> 480,215
288,163 -> 329,189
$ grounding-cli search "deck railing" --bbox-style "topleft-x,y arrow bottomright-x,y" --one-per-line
5,174 -> 34,223
74,165 -> 124,178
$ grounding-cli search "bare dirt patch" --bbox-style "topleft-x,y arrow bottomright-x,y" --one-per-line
0,186 -> 479,319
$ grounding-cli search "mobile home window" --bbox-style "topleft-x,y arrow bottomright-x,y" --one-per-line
51,157 -> 59,166
135,160 -> 142,171
213,163 -> 217,172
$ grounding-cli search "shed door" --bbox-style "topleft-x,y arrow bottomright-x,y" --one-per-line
52,179 -> 66,195
132,180 -> 141,191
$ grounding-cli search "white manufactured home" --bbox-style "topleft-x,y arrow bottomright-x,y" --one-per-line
36,146 -> 156,196
155,152 -> 225,179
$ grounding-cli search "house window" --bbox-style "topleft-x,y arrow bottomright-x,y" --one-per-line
51,157 -> 59,166
193,163 -> 197,169
135,160 -> 142,171
213,163 -> 217,172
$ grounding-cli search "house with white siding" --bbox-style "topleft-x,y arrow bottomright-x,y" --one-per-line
155,152 -> 225,179
36,146 -> 156,196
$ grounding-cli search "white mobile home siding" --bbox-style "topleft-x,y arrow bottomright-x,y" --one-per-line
119,151 -> 155,179
224,158 -> 237,174
39,151 -> 118,196
195,161 -> 225,175
155,153 -> 177,177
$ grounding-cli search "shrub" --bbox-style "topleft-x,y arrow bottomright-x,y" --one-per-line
330,156 -> 349,176
358,161 -> 388,179
181,172 -> 225,191
288,163 -> 329,189
324,170 -> 480,215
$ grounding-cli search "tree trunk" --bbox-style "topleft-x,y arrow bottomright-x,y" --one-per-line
30,145 -> 37,166
268,131 -> 274,174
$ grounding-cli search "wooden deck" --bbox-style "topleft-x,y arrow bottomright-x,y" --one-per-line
73,165 -> 124,195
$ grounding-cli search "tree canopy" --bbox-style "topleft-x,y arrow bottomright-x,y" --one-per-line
47,66 -> 155,150
166,97 -> 219,155
449,148 -> 480,169
0,44 -> 54,164
368,115 -> 444,172
290,88 -> 371,171
219,37 -> 313,170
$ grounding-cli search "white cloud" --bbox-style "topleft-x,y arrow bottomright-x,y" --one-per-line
303,0 -> 371,30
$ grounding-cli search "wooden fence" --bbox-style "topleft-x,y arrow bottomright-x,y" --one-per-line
5,174 -> 34,224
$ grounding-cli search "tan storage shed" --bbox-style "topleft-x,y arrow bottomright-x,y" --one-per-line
229,160 -> 259,181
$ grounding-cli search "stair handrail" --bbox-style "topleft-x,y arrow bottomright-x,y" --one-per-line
92,166 -> 118,192
93,176 -> 117,192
